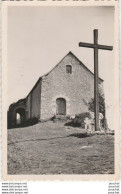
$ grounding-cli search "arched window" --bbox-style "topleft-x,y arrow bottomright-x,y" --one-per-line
66,65 -> 72,74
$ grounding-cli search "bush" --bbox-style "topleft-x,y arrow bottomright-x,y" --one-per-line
87,91 -> 106,129
88,93 -> 105,116
74,112 -> 92,128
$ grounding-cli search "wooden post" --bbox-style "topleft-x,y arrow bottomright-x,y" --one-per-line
94,29 -> 99,131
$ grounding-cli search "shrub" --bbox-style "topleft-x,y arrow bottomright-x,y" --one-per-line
87,91 -> 106,128
74,112 -> 92,128
88,93 -> 105,116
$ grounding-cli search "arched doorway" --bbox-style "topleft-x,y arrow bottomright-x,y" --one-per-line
16,113 -> 21,124
56,98 -> 66,115
15,108 -> 26,125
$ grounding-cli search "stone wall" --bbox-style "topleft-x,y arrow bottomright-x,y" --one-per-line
26,95 -> 31,119
40,52 -> 103,120
31,79 -> 41,118
26,79 -> 42,119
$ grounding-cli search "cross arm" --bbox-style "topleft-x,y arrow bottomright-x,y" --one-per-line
79,42 -> 113,50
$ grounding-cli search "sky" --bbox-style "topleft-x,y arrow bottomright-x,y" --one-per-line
7,6 -> 114,129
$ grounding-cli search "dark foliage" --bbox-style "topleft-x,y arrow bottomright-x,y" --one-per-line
73,112 -> 92,128
87,92 -> 107,129
88,92 -> 105,115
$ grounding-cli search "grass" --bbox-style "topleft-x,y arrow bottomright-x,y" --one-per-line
7,121 -> 114,175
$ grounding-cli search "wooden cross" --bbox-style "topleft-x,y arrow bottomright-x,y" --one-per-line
79,29 -> 113,131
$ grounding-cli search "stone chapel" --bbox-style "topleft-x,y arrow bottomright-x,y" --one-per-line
8,51 -> 103,127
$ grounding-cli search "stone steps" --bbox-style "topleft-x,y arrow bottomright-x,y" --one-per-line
53,115 -> 69,122
55,115 -> 67,119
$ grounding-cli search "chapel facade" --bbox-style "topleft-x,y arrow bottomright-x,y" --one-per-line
8,52 -> 104,128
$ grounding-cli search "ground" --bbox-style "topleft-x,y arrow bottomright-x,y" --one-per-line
8,121 -> 114,175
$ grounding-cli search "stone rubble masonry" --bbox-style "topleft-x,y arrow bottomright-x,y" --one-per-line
8,51 -> 104,125
40,52 -> 103,120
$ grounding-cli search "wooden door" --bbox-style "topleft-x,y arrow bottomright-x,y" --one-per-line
56,98 -> 66,115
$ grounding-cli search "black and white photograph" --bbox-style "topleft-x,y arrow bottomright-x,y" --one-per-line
2,2 -> 120,180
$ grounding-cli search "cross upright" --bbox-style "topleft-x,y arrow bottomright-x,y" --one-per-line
79,29 -> 113,131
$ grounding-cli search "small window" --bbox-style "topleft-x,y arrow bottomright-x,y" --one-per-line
66,65 -> 72,74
